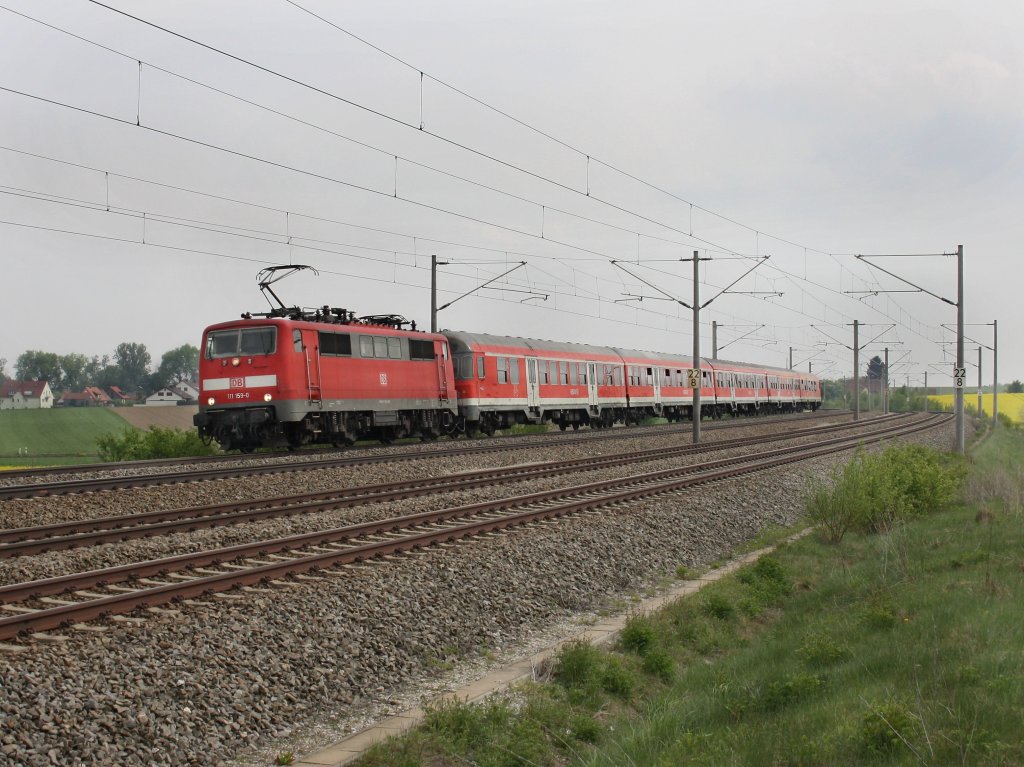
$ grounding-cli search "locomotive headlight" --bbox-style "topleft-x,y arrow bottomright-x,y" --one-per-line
207,397 -> 215,406
231,358 -> 240,367
263,393 -> 272,402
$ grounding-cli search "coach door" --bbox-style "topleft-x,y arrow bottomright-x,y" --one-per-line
302,329 -> 321,402
586,362 -> 599,407
526,358 -> 540,408
437,341 -> 450,403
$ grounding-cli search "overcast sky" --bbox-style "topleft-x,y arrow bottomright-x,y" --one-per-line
1,0 -> 1021,388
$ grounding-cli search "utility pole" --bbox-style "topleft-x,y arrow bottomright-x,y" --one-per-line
855,245 -> 965,454
853,320 -> 860,422
692,251 -> 701,445
924,371 -> 928,413
955,244 -> 965,453
884,347 -> 889,414
993,320 -> 998,428
789,346 -> 793,370
613,252 -> 766,445
712,321 -> 718,359
430,255 -> 447,333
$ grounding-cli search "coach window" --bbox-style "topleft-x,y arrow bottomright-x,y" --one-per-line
541,361 -> 550,385
320,331 -> 352,356
510,359 -> 521,385
409,339 -> 434,361
569,362 -> 578,386
497,357 -> 509,384
359,336 -> 373,358
579,364 -> 588,385
558,361 -> 568,385
372,336 -> 387,359
387,337 -> 401,359
477,356 -> 485,379
242,327 -> 275,355
293,329 -> 303,353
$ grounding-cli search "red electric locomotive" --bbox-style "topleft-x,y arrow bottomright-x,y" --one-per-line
194,267 -> 457,451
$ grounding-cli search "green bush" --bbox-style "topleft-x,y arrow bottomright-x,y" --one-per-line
805,445 -> 965,541
737,555 -> 792,606
860,701 -> 919,755
758,672 -> 823,713
554,640 -> 603,689
797,632 -> 849,667
641,647 -> 675,682
599,656 -> 636,699
96,426 -> 218,461
700,591 -> 736,620
619,615 -> 656,655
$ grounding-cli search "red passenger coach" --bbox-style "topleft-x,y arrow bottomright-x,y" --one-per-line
195,314 -> 456,451
445,331 -> 626,434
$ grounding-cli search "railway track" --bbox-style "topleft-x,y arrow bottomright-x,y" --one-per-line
0,412 -> 948,642
0,410 -> 845,500
0,413 -> 911,558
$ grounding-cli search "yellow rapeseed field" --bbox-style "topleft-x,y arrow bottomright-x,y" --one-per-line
929,393 -> 1024,424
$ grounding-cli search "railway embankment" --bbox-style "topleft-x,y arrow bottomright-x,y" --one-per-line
0,415 -> 961,766
319,423 -> 1022,767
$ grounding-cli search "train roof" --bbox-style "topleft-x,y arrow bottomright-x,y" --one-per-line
443,331 -> 817,379
202,316 -> 446,340
443,330 -> 622,358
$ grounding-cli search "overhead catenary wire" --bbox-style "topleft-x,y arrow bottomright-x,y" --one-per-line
0,4 -> 930,334
0,4 -> 944,371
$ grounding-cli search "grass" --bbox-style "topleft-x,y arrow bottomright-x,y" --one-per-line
349,427 -> 1024,767
0,408 -> 130,464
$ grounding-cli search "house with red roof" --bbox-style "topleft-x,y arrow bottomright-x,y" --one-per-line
58,387 -> 114,407
107,386 -> 137,405
0,380 -> 54,410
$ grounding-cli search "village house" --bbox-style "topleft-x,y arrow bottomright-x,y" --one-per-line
58,387 -> 114,407
144,381 -> 199,407
107,386 -> 137,406
0,380 -> 54,410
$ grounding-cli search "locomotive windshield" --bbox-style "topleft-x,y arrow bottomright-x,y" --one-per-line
206,327 -> 277,358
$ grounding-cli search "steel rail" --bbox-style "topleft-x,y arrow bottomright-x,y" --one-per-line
0,413 -> 948,641
0,410 -> 845,482
0,411 -> 844,499
0,414 -> 909,557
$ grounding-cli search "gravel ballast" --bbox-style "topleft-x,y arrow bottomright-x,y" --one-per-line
0,417 -> 955,766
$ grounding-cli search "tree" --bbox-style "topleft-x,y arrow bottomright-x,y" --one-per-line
866,355 -> 887,381
15,350 -> 63,390
1007,380 -> 1024,394
59,353 -> 91,393
0,357 -> 7,382
151,344 -> 200,389
114,342 -> 151,393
